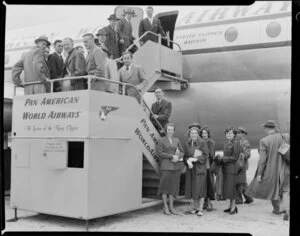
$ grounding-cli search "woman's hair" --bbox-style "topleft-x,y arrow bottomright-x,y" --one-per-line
199,126 -> 211,138
188,127 -> 200,137
165,123 -> 175,132
224,126 -> 237,136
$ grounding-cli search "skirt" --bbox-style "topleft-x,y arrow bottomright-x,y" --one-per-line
206,169 -> 215,200
223,173 -> 236,200
158,170 -> 181,196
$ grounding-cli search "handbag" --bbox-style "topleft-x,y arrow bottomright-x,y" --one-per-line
278,133 -> 290,164
236,153 -> 245,172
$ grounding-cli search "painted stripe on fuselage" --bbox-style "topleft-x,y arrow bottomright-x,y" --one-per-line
181,41 -> 291,55
175,12 -> 291,30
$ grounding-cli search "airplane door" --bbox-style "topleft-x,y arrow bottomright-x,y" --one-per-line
115,6 -> 143,41
155,11 -> 179,49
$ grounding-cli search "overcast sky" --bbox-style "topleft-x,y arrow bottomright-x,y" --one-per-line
4,4 -> 194,31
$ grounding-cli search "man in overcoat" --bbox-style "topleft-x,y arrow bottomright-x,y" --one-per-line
61,37 -> 86,91
138,6 -> 166,46
83,33 -> 107,91
104,14 -> 120,59
48,39 -> 64,92
150,87 -> 172,134
246,120 -> 289,220
116,8 -> 136,54
12,35 -> 51,94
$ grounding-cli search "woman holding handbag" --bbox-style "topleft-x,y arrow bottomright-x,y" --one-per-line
184,124 -> 209,216
215,126 -> 240,214
156,123 -> 185,215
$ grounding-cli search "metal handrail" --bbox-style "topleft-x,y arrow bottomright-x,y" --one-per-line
14,75 -> 166,136
126,30 -> 182,53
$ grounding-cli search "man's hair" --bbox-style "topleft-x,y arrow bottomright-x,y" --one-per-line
122,51 -> 132,58
83,33 -> 95,40
53,39 -> 62,46
146,6 -> 154,11
63,37 -> 74,44
154,87 -> 163,92
75,45 -> 84,50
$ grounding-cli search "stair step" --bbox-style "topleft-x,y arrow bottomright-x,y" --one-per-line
143,171 -> 160,180
143,179 -> 160,188
149,81 -> 181,92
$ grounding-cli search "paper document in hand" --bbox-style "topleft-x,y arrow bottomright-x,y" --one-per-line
194,149 -> 202,157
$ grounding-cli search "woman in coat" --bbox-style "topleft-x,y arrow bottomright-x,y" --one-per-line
156,123 -> 185,215
215,126 -> 240,214
184,125 -> 209,216
199,126 -> 216,211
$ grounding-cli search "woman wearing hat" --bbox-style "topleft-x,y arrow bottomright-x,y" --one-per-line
199,126 -> 216,211
215,126 -> 240,214
184,124 -> 209,216
156,123 -> 185,215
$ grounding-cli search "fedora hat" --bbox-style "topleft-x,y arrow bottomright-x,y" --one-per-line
188,122 -> 201,130
95,28 -> 108,36
107,14 -> 119,21
124,8 -> 136,15
261,120 -> 278,128
34,35 -> 51,46
237,126 -> 248,135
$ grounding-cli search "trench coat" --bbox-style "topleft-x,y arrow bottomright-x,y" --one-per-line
236,136 -> 251,184
246,131 -> 287,200
104,24 -> 120,59
12,46 -> 50,94
116,17 -> 134,53
184,138 -> 209,200
222,139 -> 240,200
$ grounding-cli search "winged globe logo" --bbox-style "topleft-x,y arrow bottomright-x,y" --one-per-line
99,106 -> 119,121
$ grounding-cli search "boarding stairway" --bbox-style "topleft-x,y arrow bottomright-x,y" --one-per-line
12,33 -> 187,200
126,31 -> 188,95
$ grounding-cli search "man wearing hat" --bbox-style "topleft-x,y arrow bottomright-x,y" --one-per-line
95,28 -> 111,58
12,35 -> 51,94
104,14 -> 120,59
246,120 -> 290,221
138,6 -> 166,46
235,126 -> 254,204
116,8 -> 136,54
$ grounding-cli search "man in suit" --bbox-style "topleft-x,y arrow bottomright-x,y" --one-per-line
118,51 -> 147,103
150,87 -> 172,134
104,14 -> 120,59
48,39 -> 64,92
61,37 -> 86,91
138,6 -> 166,46
95,28 -> 111,58
116,8 -> 136,54
12,35 -> 51,94
83,33 -> 107,91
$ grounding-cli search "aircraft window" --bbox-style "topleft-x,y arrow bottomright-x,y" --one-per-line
67,141 -> 84,168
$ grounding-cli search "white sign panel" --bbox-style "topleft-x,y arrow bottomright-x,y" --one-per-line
42,139 -> 67,169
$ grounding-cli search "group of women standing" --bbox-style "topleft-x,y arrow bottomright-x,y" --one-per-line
156,122 -> 252,216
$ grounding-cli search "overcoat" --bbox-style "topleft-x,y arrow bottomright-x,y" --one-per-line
116,17 -> 134,53
246,131 -> 287,200
86,46 -> 107,91
222,139 -> 240,200
104,25 -> 120,59
48,52 -> 64,91
12,46 -> 50,94
184,137 -> 209,200
236,136 -> 251,184
62,48 -> 86,90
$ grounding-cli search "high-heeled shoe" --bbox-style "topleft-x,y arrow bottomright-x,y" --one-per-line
163,208 -> 171,215
229,207 -> 238,214
224,208 -> 231,213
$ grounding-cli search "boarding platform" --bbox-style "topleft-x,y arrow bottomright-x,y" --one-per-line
10,77 -> 170,229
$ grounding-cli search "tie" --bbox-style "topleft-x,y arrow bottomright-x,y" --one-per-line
191,141 -> 194,148
157,101 -> 160,106
126,66 -> 129,78
60,55 -> 63,62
